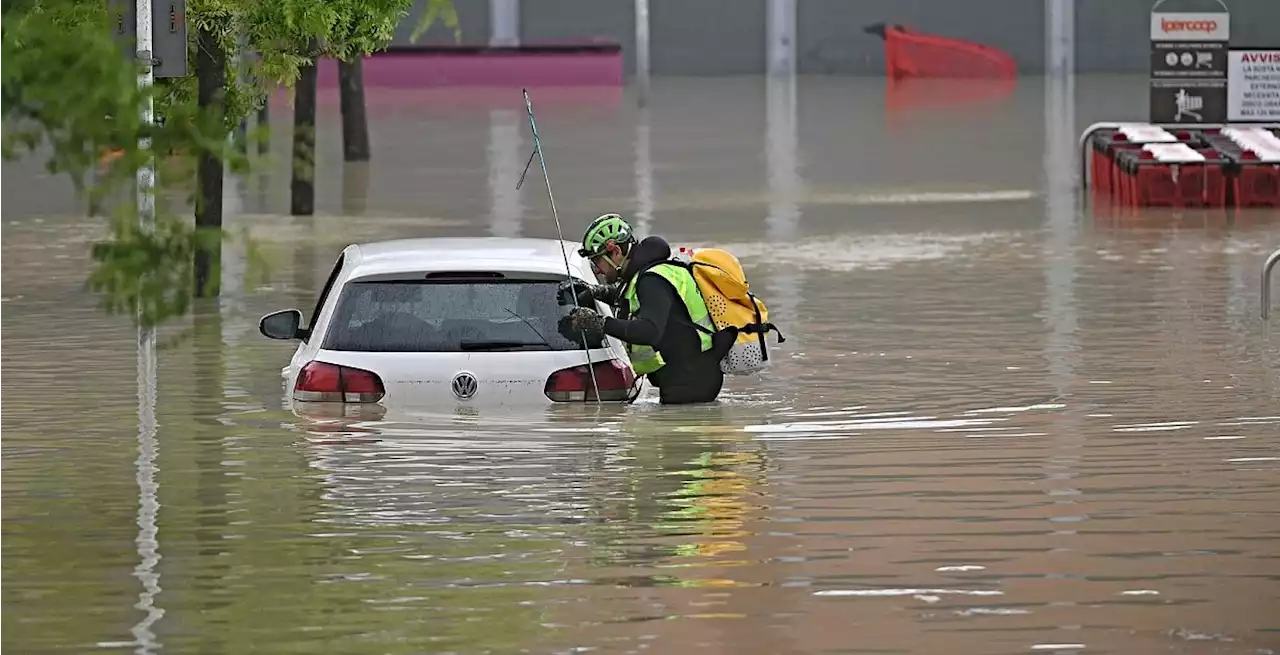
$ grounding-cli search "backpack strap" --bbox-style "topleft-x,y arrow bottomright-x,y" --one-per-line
746,291 -> 769,362
679,316 -> 720,336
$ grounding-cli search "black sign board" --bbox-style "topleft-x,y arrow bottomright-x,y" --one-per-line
1149,78 -> 1229,123
1150,41 -> 1228,78
108,0 -> 189,79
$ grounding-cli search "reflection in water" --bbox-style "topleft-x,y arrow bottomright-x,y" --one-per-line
1041,8 -> 1087,650
129,326 -> 162,654
763,73 -> 805,351
633,109 -> 656,235
188,305 -> 232,653
3,76 -> 1279,654
291,220 -> 315,305
587,410 -> 766,573
487,109 -> 524,238
342,162 -> 370,216
1043,0 -> 1078,398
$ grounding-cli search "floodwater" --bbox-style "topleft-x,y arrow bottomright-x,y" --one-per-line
3,75 -> 1280,654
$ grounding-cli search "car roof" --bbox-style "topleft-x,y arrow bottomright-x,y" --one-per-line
343,237 -> 588,279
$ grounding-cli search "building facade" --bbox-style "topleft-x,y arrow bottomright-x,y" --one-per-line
395,0 -> 1279,76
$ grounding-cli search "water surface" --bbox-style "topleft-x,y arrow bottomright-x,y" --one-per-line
4,75 -> 1279,654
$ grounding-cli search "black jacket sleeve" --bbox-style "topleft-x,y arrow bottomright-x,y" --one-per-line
602,273 -> 674,346
567,281 -> 622,308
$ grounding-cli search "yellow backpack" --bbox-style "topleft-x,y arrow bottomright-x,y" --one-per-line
674,247 -> 786,375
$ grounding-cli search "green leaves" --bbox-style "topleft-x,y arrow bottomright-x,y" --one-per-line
3,0 -> 141,187
87,208 -> 213,327
4,0 -> 451,327
244,0 -> 417,67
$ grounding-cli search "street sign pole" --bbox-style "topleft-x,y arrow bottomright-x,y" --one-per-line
635,0 -> 650,108
1148,0 -> 1231,124
111,0 -> 187,227
136,0 -> 155,233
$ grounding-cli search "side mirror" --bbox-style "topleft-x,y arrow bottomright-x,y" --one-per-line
260,309 -> 306,340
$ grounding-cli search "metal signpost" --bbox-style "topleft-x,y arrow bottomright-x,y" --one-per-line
635,0 -> 651,108
109,0 -> 189,80
1148,0 -> 1230,124
108,0 -> 188,228
489,0 -> 519,47
109,4 -> 188,645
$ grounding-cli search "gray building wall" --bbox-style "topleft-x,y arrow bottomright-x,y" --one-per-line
1075,0 -> 1279,73
392,0 -> 490,46
389,0 -> 1280,75
520,0 -> 635,69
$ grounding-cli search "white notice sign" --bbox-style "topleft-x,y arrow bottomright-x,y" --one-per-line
1227,50 -> 1280,122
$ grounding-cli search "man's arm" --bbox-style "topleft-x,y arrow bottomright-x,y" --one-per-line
560,279 -> 622,308
602,274 -> 674,346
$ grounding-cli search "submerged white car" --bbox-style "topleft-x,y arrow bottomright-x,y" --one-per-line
259,237 -> 639,408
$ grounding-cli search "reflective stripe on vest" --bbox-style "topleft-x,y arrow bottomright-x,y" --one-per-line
622,263 -> 716,375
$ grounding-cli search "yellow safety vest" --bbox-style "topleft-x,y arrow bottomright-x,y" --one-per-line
622,263 -> 715,375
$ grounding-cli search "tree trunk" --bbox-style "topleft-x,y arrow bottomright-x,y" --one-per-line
291,56 -> 318,216
194,25 -> 226,298
256,103 -> 269,155
338,58 -> 371,162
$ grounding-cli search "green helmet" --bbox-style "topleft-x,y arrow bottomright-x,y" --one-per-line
580,213 -> 634,257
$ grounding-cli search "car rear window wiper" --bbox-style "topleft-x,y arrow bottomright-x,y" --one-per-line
458,339 -> 553,351
503,308 -> 555,347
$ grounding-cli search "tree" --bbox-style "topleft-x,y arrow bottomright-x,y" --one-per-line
280,0 -> 447,215
334,0 -> 460,164
337,58 -> 370,162
3,0 -> 247,324
1,0 -> 437,320
193,3 -> 234,298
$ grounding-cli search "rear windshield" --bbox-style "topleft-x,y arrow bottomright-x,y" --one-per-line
321,279 -> 603,352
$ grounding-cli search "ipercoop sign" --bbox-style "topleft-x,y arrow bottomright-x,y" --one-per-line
1150,12 -> 1231,41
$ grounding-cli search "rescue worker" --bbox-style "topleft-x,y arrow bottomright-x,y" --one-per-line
556,213 -> 727,405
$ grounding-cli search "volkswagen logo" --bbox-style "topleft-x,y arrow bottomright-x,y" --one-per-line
451,372 -> 478,400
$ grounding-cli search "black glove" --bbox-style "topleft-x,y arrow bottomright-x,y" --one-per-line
557,306 -> 606,343
557,279 -> 620,307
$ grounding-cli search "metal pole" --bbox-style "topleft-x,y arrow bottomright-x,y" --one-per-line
767,0 -> 796,76
490,0 -> 519,46
487,109 -> 524,237
764,71 -> 802,347
1263,248 -> 1280,321
633,109 -> 655,235
1044,0 -> 1079,393
136,0 -> 155,234
132,3 -> 161,651
635,0 -> 650,108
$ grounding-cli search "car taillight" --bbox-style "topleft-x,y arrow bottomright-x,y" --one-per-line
294,361 -> 385,403
545,359 -> 636,402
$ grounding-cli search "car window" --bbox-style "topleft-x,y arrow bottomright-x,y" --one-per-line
321,279 -> 607,352
305,254 -> 345,341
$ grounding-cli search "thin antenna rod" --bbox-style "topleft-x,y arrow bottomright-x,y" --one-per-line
521,89 -> 602,403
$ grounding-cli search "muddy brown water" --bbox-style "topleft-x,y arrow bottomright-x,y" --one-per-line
3,76 -> 1279,654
